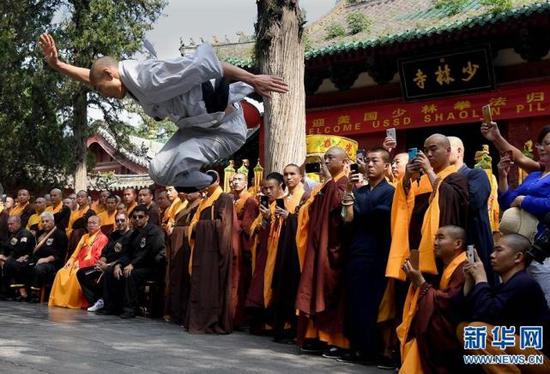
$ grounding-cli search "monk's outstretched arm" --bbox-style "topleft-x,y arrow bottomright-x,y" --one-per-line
221,62 -> 288,98
39,33 -> 91,86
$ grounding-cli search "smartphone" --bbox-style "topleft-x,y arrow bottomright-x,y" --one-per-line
386,128 -> 397,141
350,163 -> 360,174
260,195 -> 269,209
408,147 -> 418,160
305,163 -> 321,174
482,104 -> 492,124
409,249 -> 420,270
467,245 -> 475,264
504,149 -> 514,161
276,198 -> 285,210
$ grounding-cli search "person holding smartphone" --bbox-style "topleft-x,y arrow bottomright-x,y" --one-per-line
245,172 -> 285,334
340,148 -> 395,366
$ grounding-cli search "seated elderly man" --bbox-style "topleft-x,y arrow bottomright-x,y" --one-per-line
459,234 -> 550,373
77,212 -> 135,313
100,205 -> 164,318
0,216 -> 36,300
49,215 -> 108,309
4,212 -> 67,302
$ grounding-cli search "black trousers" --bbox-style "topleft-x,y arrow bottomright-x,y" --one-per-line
76,267 -> 103,305
2,258 -> 57,291
103,267 -> 155,313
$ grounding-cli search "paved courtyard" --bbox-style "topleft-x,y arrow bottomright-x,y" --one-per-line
0,302 -> 382,373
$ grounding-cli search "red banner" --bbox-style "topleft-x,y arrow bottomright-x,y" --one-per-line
306,79 -> 550,136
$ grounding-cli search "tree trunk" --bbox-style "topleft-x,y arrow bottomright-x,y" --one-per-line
73,88 -> 88,192
256,0 -> 306,174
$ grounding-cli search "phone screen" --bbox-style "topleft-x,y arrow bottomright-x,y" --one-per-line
276,198 -> 285,210
467,245 -> 475,264
408,147 -> 418,160
350,163 -> 359,174
305,163 -> 321,174
386,128 -> 397,140
260,195 -> 269,209
482,104 -> 492,124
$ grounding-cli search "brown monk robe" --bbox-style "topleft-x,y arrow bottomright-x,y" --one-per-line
271,164 -> 309,342
230,172 -> 259,329
186,171 -> 235,334
296,146 -> 350,354
245,172 -> 286,333
164,192 -> 201,325
400,226 -> 467,374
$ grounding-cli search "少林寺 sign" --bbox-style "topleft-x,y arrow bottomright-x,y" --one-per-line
306,80 -> 549,136
399,46 -> 495,101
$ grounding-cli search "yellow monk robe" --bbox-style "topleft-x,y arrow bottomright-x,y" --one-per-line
66,206 -> 90,238
397,252 -> 467,374
46,202 -> 63,214
49,231 -> 108,309
9,202 -> 29,217
97,210 -> 116,234
187,186 -> 223,275
26,213 -> 44,231
92,201 -> 106,215
163,197 -> 187,231
386,165 -> 458,280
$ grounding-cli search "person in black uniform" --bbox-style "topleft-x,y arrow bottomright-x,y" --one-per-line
77,211 -> 135,313
100,205 -> 165,318
0,215 -> 36,300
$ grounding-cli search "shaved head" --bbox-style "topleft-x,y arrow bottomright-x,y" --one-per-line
324,146 -> 347,177
502,234 -> 532,254
89,56 -> 118,83
440,225 -> 466,245
426,134 -> 450,148
448,136 -> 465,167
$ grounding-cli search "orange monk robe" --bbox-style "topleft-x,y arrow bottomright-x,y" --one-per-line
48,231 -> 108,309
162,197 -> 187,233
92,200 -> 106,215
295,172 -> 350,349
26,212 -> 44,231
9,202 -> 33,227
126,201 -> 138,217
66,206 -> 91,238
397,252 -> 466,374
97,210 -> 116,235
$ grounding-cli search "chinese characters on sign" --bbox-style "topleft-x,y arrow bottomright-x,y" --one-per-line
398,47 -> 495,100
306,81 -> 549,136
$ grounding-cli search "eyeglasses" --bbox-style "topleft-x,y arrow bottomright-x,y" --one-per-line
132,214 -> 146,219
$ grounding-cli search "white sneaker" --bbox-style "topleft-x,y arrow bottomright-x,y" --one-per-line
87,298 -> 104,312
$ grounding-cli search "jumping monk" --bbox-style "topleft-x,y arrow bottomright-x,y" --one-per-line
39,33 -> 288,191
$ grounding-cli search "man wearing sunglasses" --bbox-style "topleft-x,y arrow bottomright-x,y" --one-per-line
101,205 -> 165,318
77,212 -> 136,313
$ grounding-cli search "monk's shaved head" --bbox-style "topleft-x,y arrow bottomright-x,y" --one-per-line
440,225 -> 466,247
425,133 -> 450,148
89,56 -> 119,83
502,234 -> 531,254
326,146 -> 347,160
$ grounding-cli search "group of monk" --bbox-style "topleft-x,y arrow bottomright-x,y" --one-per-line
2,122 -> 550,373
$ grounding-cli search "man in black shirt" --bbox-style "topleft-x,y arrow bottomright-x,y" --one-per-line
77,211 -> 135,313
459,234 -> 550,371
101,205 -> 164,318
1,215 -> 36,299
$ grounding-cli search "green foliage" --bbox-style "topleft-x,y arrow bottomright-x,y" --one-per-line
435,0 -> 469,16
0,0 -> 73,193
346,12 -> 371,35
0,0 -> 167,193
325,23 -> 346,40
303,33 -> 313,52
480,0 -> 513,13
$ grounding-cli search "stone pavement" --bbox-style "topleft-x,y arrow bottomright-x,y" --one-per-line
0,302 -> 385,374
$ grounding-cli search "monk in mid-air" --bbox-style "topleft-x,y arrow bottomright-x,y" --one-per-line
39,33 -> 287,191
